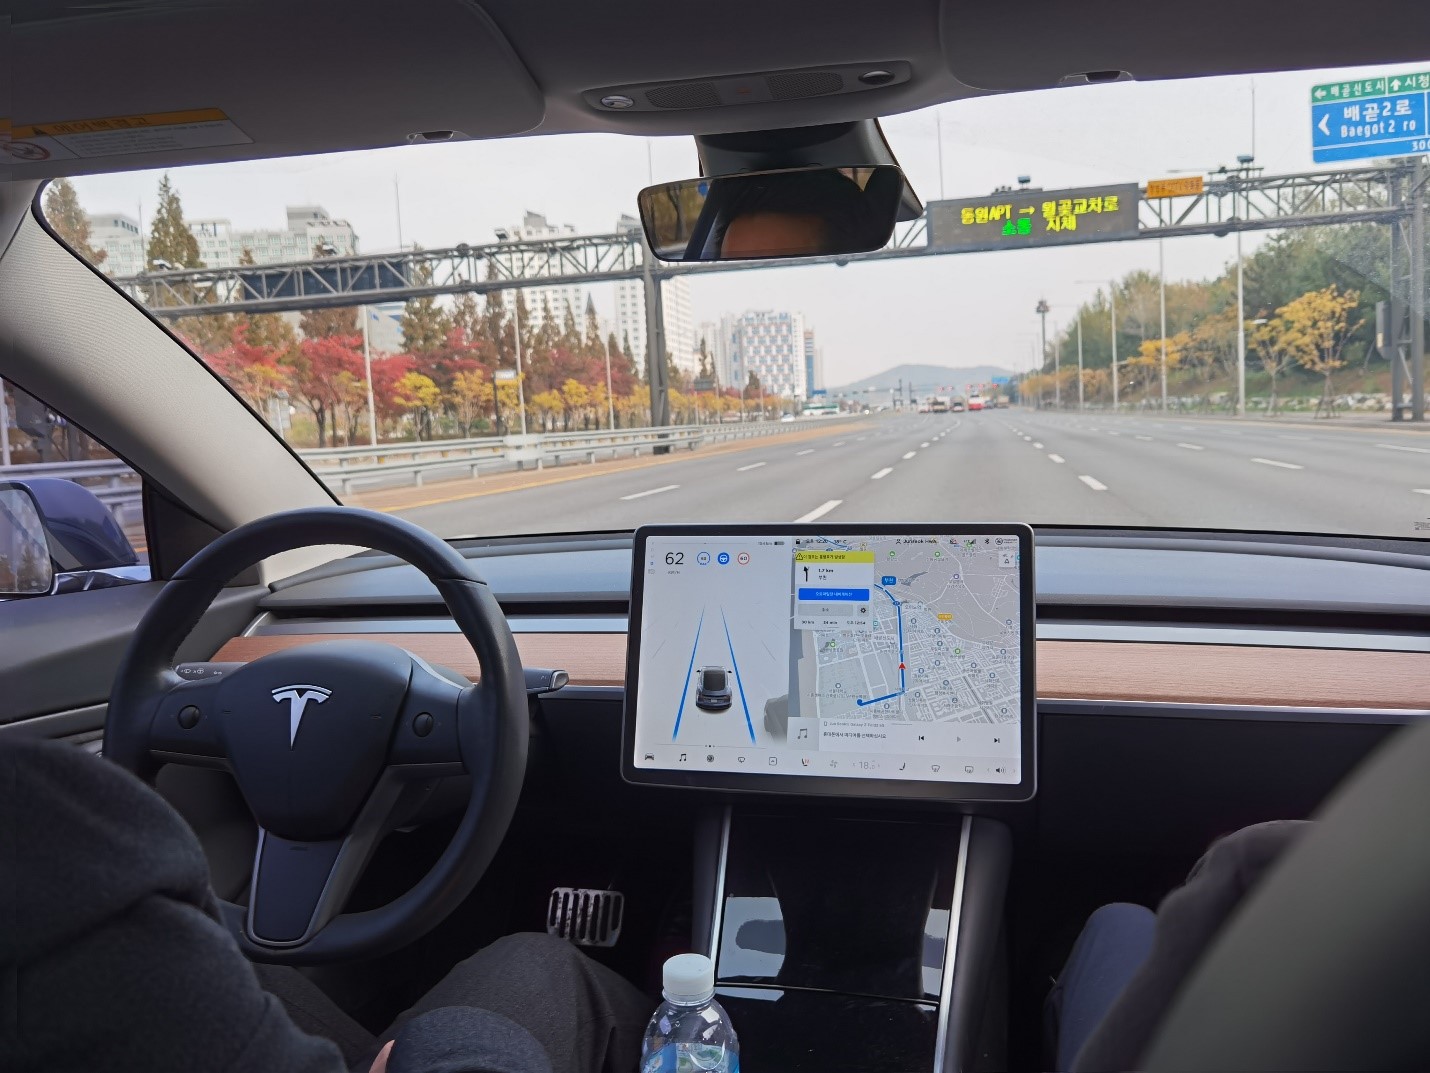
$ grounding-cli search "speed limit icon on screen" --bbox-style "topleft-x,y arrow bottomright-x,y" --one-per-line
737,552 -> 750,565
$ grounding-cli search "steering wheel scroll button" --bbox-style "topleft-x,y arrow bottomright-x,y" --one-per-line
177,705 -> 201,729
413,712 -> 435,737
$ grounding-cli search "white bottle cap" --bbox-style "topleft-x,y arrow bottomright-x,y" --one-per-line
662,952 -> 716,1005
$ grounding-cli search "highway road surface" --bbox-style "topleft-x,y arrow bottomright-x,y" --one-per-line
390,410 -> 1430,540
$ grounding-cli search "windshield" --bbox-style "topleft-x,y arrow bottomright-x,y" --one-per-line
41,63 -> 1430,542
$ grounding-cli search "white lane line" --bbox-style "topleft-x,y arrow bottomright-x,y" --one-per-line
1135,435 -> 1153,441
856,436 -> 867,442
1022,436 -> 1033,442
1280,435 -> 1313,441
1033,441 -> 1044,449
1252,457 -> 1305,470
795,499 -> 842,522
902,451 -> 917,460
1378,443 -> 1430,454
620,484 -> 679,500
870,467 -> 894,480
1177,442 -> 1204,451
737,462 -> 766,471
1107,431 -> 1121,436
921,441 -> 930,447
796,449 -> 815,456
1078,475 -> 1109,491
1414,489 -> 1430,496
833,441 -> 846,447
1048,454 -> 1065,463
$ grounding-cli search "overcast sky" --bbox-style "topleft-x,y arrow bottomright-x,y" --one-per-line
70,61 -> 1422,386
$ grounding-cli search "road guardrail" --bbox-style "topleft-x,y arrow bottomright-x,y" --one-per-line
298,416 -> 862,495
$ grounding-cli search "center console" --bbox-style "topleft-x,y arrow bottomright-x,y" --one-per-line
623,524 -> 1034,1072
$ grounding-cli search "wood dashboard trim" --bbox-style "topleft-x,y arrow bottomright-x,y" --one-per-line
211,634 -> 1430,710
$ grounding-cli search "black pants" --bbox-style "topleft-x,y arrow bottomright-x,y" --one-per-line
256,933 -> 652,1073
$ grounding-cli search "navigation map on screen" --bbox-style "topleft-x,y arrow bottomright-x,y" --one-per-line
628,529 -> 1029,789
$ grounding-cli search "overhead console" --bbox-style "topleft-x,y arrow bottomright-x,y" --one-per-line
623,524 -> 1030,1071
622,523 -> 1036,802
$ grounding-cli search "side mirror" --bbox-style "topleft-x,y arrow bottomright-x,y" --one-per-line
0,483 -> 56,597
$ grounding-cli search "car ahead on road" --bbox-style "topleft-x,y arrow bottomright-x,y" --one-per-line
694,667 -> 733,710
950,397 -> 967,412
7,7 -> 1430,1073
968,394 -> 986,411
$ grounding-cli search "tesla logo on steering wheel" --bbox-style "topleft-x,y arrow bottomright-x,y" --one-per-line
271,685 -> 332,747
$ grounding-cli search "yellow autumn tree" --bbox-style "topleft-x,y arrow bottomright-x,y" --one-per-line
449,371 -> 494,437
1279,285 -> 1361,417
392,371 -> 441,440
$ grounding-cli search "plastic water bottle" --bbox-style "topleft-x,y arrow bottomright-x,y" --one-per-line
640,953 -> 740,1073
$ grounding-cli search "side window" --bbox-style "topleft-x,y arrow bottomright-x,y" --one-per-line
1,376 -> 150,597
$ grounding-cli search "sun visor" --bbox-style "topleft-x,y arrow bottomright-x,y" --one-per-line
940,0 -> 1430,91
5,0 -> 543,179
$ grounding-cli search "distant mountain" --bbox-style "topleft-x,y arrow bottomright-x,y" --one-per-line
826,363 -> 1013,396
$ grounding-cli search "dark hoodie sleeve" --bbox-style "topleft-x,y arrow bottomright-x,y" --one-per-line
0,738 -> 346,1073
1070,819 -> 1311,1072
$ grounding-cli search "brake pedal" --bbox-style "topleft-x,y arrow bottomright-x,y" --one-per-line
547,887 -> 624,947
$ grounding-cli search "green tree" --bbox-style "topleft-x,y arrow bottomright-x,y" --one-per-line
400,252 -> 452,354
146,174 -> 202,269
42,179 -> 106,266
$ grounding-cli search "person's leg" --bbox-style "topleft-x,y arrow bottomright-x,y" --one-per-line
1044,903 -> 1156,1071
254,962 -> 378,1071
381,933 -> 652,1073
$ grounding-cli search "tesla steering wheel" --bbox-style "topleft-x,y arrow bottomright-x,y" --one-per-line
104,507 -> 528,965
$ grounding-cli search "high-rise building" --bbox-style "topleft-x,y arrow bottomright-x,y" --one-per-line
496,212 -> 586,331
87,213 -> 145,278
613,215 -> 697,379
188,205 -> 358,266
803,329 -> 825,393
723,310 -> 808,400
89,204 -> 358,276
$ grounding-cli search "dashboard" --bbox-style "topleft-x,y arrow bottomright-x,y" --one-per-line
622,525 -> 1036,801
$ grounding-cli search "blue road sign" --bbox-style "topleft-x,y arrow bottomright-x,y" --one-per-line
1311,73 -> 1430,164
991,376 -> 1011,385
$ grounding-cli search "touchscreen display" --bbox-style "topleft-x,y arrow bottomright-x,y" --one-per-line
624,526 -> 1034,799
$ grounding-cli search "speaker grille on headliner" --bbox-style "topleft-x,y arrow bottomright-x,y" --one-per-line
645,81 -> 722,110
767,70 -> 844,100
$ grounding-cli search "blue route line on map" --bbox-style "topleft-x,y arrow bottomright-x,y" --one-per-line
856,584 -> 905,707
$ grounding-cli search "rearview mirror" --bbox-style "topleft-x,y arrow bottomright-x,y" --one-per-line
0,483 -> 55,596
638,165 -> 907,262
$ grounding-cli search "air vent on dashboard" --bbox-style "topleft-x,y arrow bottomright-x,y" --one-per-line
587,61 -> 912,113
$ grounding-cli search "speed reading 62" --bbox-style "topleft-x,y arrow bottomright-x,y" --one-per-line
664,551 -> 685,565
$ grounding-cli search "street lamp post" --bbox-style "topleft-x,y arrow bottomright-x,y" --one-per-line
1110,284 -> 1119,411
359,306 -> 379,446
602,331 -> 616,430
1158,237 -> 1169,411
1236,223 -> 1247,417
1075,314 -> 1085,412
1035,299 -> 1050,409
511,291 -> 528,436
1053,330 -> 1061,409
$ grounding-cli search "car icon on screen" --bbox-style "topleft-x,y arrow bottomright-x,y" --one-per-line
695,667 -> 733,711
